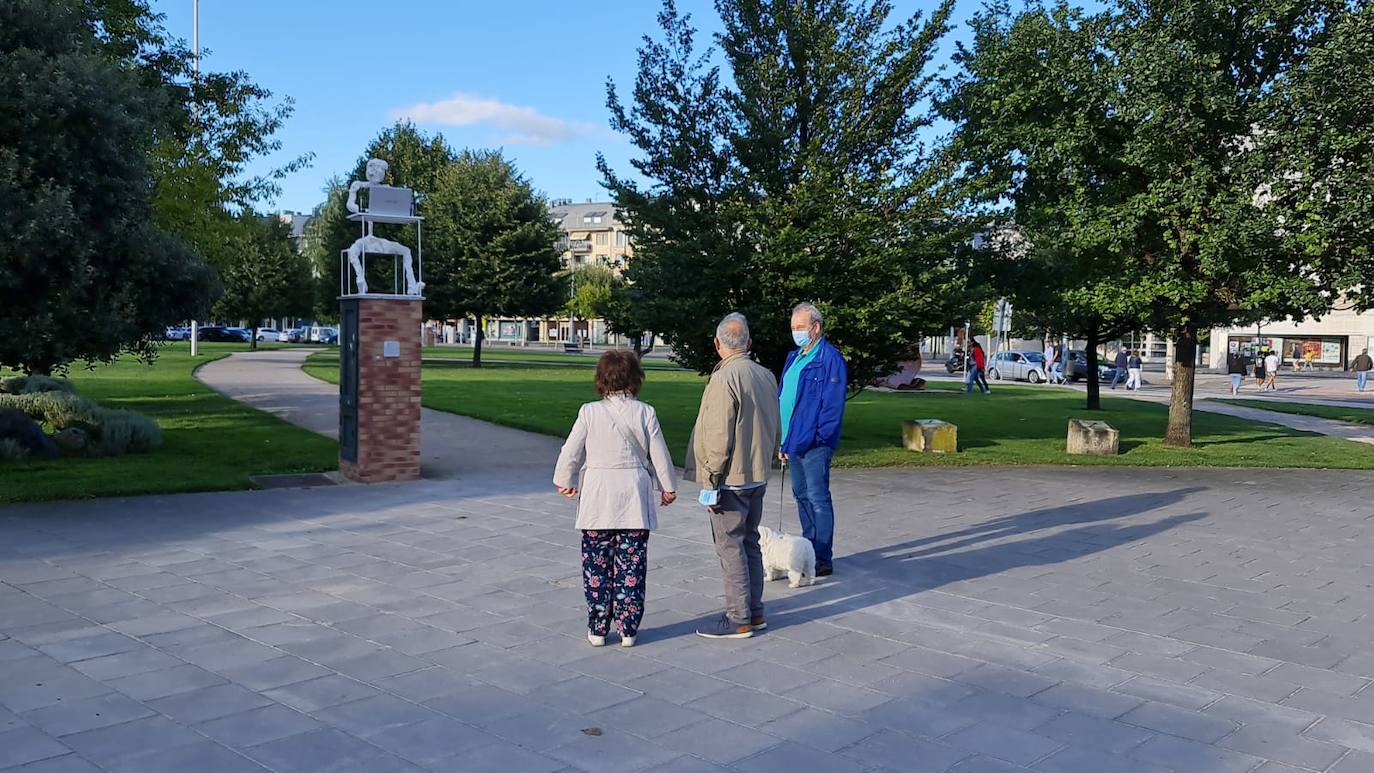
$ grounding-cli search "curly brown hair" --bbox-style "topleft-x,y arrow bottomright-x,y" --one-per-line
595,350 -> 644,397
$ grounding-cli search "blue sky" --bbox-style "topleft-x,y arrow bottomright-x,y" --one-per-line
152,0 -> 975,214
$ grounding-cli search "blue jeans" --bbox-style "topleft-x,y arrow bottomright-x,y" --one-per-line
1230,374 -> 1242,391
1110,367 -> 1127,388
790,445 -> 835,566
1360,371 -> 1369,391
965,366 -> 986,393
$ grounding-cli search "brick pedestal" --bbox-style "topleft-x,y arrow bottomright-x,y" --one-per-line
339,296 -> 422,483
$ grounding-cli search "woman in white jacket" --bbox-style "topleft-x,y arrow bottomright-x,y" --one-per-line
554,351 -> 678,647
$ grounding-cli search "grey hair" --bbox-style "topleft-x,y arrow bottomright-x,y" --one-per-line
792,302 -> 823,328
716,312 -> 750,352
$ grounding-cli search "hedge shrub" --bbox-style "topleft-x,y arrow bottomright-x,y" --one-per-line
0,392 -> 161,457
0,375 -> 77,395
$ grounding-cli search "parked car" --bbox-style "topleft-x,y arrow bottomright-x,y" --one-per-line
162,326 -> 188,341
1063,350 -> 1117,382
277,329 -> 293,343
256,328 -> 280,342
319,327 -> 339,345
988,350 -> 1048,383
196,326 -> 249,343
282,328 -> 306,343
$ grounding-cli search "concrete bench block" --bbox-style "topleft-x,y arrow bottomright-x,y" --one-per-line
903,419 -> 957,454
1067,418 -> 1119,455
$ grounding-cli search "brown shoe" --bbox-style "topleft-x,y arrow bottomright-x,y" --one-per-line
816,564 -> 833,577
751,616 -> 767,630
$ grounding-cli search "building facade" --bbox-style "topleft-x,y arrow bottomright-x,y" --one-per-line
1209,309 -> 1374,371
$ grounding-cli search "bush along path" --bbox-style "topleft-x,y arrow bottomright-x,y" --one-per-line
0,344 -> 337,504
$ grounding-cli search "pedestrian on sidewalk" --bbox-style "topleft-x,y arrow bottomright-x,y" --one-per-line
1126,350 -> 1143,391
1227,350 -> 1248,395
554,351 -> 678,648
1352,349 -> 1374,392
1253,348 -> 1267,388
965,341 -> 990,394
1110,348 -> 1129,389
780,303 -> 847,578
685,313 -> 781,640
1264,349 -> 1280,391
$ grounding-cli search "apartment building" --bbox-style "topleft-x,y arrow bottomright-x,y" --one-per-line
549,199 -> 633,273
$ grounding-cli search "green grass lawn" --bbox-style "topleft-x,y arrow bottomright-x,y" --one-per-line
1217,398 -> 1374,427
420,346 -> 686,370
1,343 -> 337,504
304,353 -> 1374,469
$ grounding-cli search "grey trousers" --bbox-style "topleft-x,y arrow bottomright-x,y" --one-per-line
710,487 -> 766,625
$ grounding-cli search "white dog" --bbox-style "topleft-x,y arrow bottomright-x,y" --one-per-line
759,525 -> 816,588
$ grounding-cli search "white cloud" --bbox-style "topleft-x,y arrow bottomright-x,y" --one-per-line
389,93 -> 597,146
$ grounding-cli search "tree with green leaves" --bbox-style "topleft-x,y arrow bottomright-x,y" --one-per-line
0,0 -> 217,374
425,150 -> 566,367
600,0 -> 977,387
214,214 -> 316,349
946,0 -> 1373,445
945,6 -> 1151,410
566,265 -> 622,326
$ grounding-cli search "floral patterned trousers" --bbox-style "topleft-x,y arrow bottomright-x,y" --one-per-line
581,529 -> 649,637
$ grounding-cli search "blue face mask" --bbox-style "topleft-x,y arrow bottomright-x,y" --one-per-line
792,330 -> 812,348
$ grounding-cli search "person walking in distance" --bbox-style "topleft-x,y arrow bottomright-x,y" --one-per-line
965,340 -> 990,394
1353,350 -> 1374,392
779,303 -> 847,578
1227,349 -> 1248,395
1253,348 -> 1267,388
1126,350 -> 1143,391
1264,349 -> 1280,391
553,352 -> 678,648
685,313 -> 781,640
1110,348 -> 1129,389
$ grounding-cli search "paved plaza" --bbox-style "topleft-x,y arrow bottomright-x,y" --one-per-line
6,457 -> 1374,772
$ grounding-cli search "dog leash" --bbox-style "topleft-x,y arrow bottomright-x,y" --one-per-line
778,459 -> 786,532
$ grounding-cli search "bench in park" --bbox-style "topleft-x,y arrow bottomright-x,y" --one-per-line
563,343 -> 582,354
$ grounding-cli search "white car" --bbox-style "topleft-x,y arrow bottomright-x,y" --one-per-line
256,328 -> 280,342
988,351 -> 1049,383
277,330 -> 293,343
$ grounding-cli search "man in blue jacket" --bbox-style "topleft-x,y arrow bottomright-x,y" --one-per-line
779,302 -> 847,576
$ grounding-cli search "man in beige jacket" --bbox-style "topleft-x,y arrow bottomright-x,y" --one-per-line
685,313 -> 781,639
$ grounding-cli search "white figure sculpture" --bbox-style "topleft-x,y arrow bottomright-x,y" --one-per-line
344,158 -> 424,296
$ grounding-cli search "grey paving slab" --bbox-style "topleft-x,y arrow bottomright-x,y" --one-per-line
10,379 -> 1374,772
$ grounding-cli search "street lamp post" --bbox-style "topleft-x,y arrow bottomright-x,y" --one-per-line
188,0 -> 201,357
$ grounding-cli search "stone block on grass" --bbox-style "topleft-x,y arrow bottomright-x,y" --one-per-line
902,420 -> 957,454
1067,418 -> 1119,455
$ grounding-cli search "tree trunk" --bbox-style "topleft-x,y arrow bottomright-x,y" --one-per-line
1085,330 -> 1101,410
251,325 -> 259,351
1164,326 -> 1198,448
472,317 -> 484,368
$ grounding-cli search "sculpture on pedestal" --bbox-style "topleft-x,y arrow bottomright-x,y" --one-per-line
344,158 -> 424,296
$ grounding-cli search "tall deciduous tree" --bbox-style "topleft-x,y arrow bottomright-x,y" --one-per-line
946,6 -> 1150,410
566,265 -> 622,325
601,0 -> 977,387
425,150 -> 566,367
0,0 -> 216,374
947,0 -> 1372,446
214,214 -> 315,349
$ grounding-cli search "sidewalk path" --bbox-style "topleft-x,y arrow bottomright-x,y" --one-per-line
196,348 -> 562,487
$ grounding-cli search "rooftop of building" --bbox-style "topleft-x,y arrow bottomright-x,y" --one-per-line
549,200 -> 622,232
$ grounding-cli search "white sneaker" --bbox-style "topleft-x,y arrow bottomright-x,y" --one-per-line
587,633 -> 606,647
620,635 -> 636,648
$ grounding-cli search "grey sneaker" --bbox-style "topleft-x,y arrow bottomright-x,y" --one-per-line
696,615 -> 753,640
